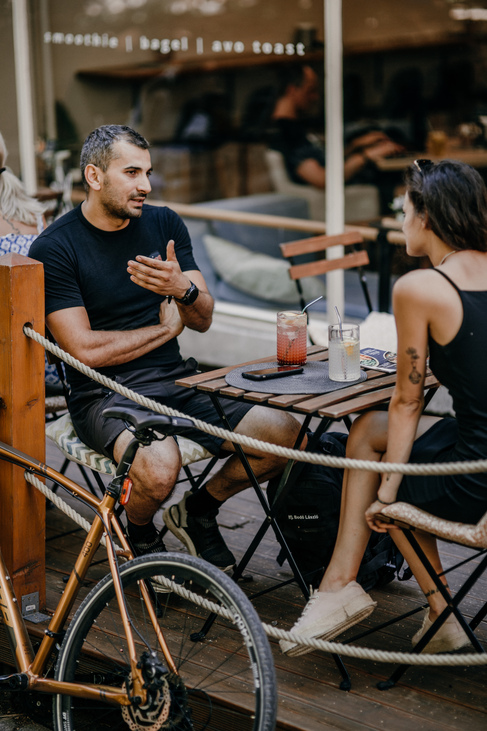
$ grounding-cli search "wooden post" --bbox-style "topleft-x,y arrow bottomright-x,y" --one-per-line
0,253 -> 46,607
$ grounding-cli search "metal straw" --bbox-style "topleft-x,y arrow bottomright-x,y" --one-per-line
301,295 -> 324,314
334,306 -> 344,340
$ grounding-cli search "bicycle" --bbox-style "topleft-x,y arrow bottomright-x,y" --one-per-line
0,405 -> 277,730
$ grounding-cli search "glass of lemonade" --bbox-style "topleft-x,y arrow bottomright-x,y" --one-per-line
277,311 -> 307,365
328,323 -> 360,381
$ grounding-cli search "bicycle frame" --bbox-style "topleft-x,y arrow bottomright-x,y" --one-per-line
0,438 -> 175,707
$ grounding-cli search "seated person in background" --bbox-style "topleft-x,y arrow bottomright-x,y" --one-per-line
30,124 -> 303,569
281,159 -> 487,657
0,131 -> 46,249
0,131 -> 61,393
268,65 -> 404,204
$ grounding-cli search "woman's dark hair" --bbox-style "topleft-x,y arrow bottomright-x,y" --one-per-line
404,159 -> 487,252
80,125 -> 150,192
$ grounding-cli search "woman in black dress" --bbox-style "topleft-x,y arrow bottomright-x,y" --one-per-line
281,159 -> 487,656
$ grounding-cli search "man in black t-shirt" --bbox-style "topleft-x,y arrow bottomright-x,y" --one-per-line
31,125 -> 301,571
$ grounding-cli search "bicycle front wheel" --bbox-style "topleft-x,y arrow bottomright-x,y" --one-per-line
53,552 -> 276,731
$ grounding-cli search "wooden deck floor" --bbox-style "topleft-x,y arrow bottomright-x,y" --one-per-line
4,439 -> 487,731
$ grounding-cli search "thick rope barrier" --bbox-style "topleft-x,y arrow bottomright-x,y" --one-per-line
24,327 -> 487,476
25,327 -> 487,665
146,576 -> 487,666
25,464 -> 487,666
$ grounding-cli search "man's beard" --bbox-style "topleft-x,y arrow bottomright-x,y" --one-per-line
101,197 -> 144,219
101,179 -> 145,219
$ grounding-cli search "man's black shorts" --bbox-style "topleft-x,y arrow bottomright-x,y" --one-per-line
67,358 -> 253,461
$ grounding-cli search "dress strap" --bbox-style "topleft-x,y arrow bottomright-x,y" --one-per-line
434,267 -> 462,295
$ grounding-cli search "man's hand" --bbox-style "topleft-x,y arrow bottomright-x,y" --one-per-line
159,297 -> 184,339
364,138 -> 405,162
127,240 -> 191,300
349,130 -> 390,150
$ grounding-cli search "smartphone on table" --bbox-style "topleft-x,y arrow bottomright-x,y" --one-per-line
242,365 -> 303,381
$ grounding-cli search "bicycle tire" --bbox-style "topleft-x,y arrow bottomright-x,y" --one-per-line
53,552 -> 277,731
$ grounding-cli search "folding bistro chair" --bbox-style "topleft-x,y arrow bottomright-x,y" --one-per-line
280,230 -> 374,331
376,502 -> 487,688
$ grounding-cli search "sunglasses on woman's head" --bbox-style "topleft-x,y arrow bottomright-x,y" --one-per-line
414,158 -> 434,175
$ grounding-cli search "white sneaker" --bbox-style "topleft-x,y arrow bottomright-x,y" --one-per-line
280,581 -> 377,657
412,611 -> 471,653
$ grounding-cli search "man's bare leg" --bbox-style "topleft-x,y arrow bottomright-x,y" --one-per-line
206,406 -> 303,499
113,429 -> 181,552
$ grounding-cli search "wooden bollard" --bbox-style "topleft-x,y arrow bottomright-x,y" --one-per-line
0,253 -> 46,607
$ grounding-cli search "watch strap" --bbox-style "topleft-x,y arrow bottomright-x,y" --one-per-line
175,281 -> 199,305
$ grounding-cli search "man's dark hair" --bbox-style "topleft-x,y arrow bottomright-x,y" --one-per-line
405,159 -> 487,252
276,64 -> 308,96
80,125 -> 150,192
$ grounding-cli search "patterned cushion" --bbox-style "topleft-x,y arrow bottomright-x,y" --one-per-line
46,412 -> 116,476
178,436 -> 214,466
46,411 -> 213,475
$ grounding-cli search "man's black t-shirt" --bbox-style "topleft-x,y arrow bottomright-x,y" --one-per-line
30,204 -> 199,390
268,118 -> 325,185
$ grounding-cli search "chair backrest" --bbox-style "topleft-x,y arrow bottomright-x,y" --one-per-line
280,231 -> 372,315
472,510 -> 487,548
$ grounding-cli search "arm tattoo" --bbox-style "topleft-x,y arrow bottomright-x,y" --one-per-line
406,346 -> 422,384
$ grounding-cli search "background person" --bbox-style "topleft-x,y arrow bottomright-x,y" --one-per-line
280,159 -> 487,657
0,131 -> 47,250
267,65 -> 404,211
0,131 -> 62,394
30,124 -> 302,570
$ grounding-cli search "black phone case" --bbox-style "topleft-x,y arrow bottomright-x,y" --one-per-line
242,367 -> 303,381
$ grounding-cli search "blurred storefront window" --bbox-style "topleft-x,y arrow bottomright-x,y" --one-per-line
2,1 -> 487,201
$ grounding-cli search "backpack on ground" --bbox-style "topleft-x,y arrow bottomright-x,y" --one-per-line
267,431 -> 411,591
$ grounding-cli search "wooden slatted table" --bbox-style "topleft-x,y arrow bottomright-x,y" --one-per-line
176,345 -> 439,689
176,345 -> 439,427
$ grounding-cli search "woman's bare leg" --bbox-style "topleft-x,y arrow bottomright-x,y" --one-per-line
318,412 -> 443,594
318,411 -> 388,592
389,530 -> 448,618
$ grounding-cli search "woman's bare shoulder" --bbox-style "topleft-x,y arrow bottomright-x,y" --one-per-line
393,268 -> 445,300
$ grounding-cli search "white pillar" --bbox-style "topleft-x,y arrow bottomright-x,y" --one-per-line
40,0 -> 57,142
12,0 -> 37,194
324,0 -> 345,320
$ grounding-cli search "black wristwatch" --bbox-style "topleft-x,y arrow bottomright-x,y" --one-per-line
175,281 -> 199,305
